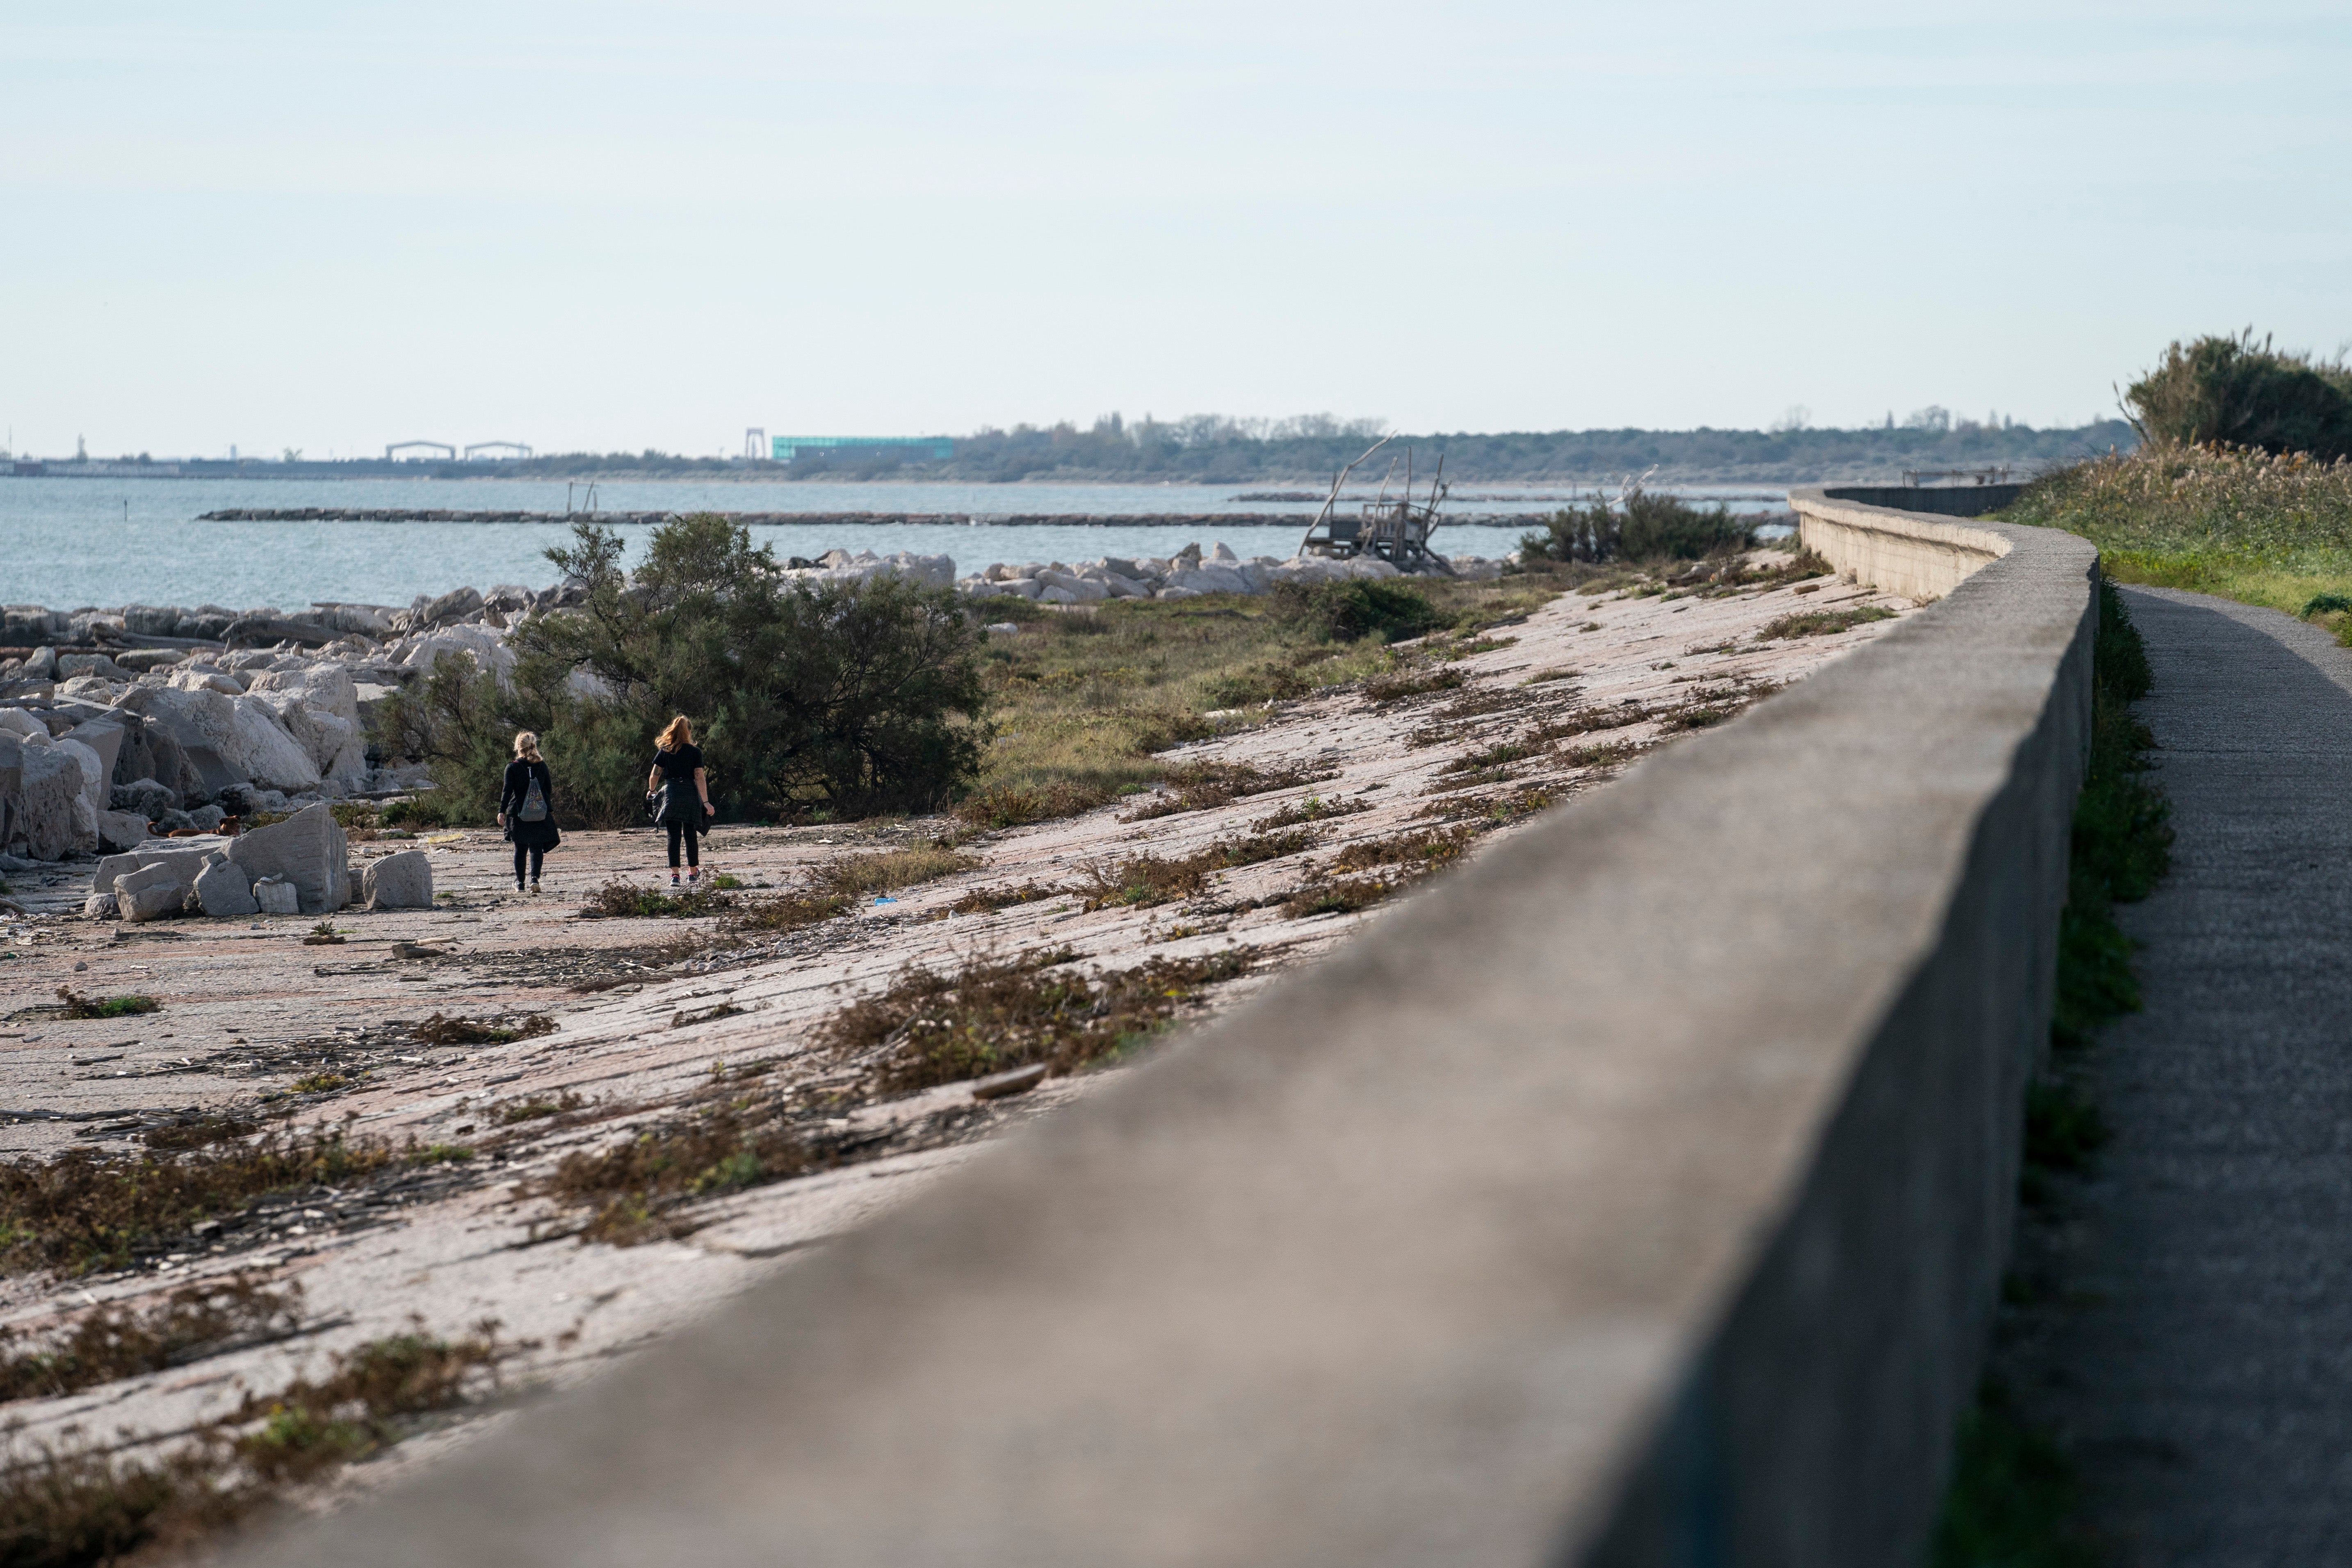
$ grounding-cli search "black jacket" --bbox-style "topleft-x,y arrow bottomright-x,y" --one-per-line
501,758 -> 561,850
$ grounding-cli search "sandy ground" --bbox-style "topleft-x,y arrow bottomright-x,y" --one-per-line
0,563 -> 1914,1510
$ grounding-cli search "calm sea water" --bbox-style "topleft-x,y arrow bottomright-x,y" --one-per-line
0,477 -> 1791,612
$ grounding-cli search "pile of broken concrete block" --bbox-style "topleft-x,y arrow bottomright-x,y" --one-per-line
0,589 -> 552,864
84,803 -> 433,923
955,541 -> 1505,604
0,544 -> 1506,866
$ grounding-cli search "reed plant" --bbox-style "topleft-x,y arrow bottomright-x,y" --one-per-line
2005,444 -> 2352,627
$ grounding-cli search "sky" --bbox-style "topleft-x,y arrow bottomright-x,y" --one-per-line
1,0 -> 2346,459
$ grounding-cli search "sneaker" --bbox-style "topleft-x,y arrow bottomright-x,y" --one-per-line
530,880 -> 541,895
687,867 -> 701,885
670,870 -> 681,886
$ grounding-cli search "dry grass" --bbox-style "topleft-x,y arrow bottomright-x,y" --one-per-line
410,1012 -> 556,1046
1756,605 -> 1897,640
732,845 -> 983,931
1328,824 -> 1481,874
808,845 -> 982,898
578,879 -> 731,920
1121,760 -> 1338,821
0,1319 -> 506,1565
543,1107 -> 806,1246
1362,667 -> 1465,703
819,947 -> 1251,1094
1248,794 -> 1371,832
0,1127 -> 405,1276
0,1276 -> 303,1402
230,1320 -> 504,1483
50,990 -> 160,1020
1417,784 -> 1558,824
493,1091 -> 586,1126
962,576 -> 1565,827
1279,823 -> 1486,918
1079,831 -> 1317,910
946,880 -> 1070,916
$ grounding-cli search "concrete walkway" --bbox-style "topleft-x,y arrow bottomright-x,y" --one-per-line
2050,587 -> 2352,1562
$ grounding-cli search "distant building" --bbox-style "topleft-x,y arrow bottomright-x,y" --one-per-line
771,436 -> 953,465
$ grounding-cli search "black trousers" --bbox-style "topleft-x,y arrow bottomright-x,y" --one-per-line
666,819 -> 699,868
513,844 -> 544,883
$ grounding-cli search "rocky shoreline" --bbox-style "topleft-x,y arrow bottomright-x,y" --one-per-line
0,542 -> 1506,873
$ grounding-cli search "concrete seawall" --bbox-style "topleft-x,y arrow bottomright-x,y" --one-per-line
267,497 -> 2097,1566
1789,484 -> 2027,600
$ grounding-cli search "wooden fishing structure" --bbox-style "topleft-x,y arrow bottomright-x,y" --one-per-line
1296,436 -> 1453,573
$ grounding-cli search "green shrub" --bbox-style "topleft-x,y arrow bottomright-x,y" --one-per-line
1271,580 -> 1445,643
375,515 -> 989,825
1520,486 -> 1751,565
2124,330 -> 2352,460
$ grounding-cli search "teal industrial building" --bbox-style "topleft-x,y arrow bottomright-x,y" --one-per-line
771,436 -> 954,464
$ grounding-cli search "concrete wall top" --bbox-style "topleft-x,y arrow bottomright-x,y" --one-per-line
267,510 -> 2100,1568
1791,484 -> 2021,602
1820,482 -> 2028,517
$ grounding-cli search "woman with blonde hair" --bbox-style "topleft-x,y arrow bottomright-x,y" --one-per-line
646,714 -> 714,886
497,730 -> 561,894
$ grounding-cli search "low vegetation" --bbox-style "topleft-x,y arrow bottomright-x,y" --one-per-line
51,989 -> 160,1020
0,1318 -> 507,1566
1078,831 -> 1316,909
820,947 -> 1251,1094
1122,760 -> 1337,821
964,573 -> 1563,828
377,513 -> 990,827
2122,329 -> 2352,461
2007,442 -> 2352,625
410,1011 -> 557,1046
1756,605 -> 1897,640
1933,577 -> 2171,1562
0,1276 -> 302,1403
544,1105 -> 806,1246
0,1126 -> 405,1276
1520,484 -> 1752,565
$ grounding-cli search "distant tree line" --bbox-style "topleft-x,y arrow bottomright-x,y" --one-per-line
483,413 -> 2136,486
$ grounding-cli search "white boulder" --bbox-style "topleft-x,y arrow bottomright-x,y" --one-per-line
252,875 -> 300,915
362,849 -> 433,910
228,802 -> 349,915
115,860 -> 189,922
5,739 -> 85,860
193,858 -> 259,918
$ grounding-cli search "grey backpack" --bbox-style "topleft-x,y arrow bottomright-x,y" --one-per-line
520,776 -> 548,822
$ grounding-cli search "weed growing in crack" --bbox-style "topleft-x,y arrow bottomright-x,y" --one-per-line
544,1108 -> 808,1246
1362,667 -> 1465,703
579,879 -> 732,920
946,881 -> 1069,917
819,947 -> 1251,1094
0,1131 -> 402,1276
1120,760 -> 1337,821
1755,605 -> 1897,640
494,1091 -> 586,1125
0,1276 -> 303,1403
0,1319 -> 510,1564
411,1012 -> 556,1047
1248,794 -> 1371,832
1079,831 -> 1316,909
52,990 -> 160,1020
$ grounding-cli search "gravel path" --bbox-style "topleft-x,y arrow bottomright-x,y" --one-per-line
2050,587 -> 2352,1561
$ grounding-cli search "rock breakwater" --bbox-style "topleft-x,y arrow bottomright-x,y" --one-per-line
0,540 -> 1501,867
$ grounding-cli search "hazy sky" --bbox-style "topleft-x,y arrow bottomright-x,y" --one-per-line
3,1 -> 2345,458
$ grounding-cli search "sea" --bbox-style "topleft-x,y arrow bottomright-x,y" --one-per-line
0,477 -> 1794,613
